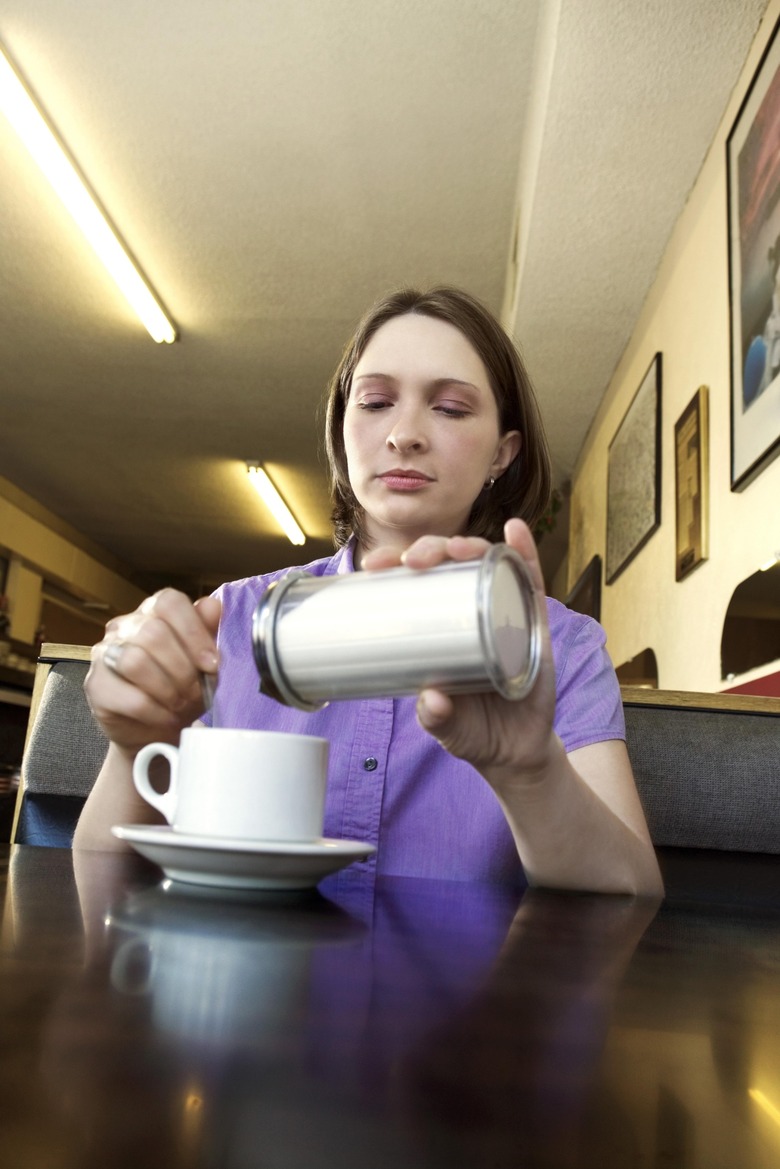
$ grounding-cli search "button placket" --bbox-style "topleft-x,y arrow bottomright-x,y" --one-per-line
340,698 -> 393,852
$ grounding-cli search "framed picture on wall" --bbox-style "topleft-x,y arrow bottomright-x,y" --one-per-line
564,555 -> 601,622
727,14 -> 780,489
606,353 -> 662,585
675,386 -> 709,581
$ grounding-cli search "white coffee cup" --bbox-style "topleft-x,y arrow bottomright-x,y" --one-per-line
132,727 -> 328,842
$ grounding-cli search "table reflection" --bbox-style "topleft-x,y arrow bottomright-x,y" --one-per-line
3,845 -> 780,1167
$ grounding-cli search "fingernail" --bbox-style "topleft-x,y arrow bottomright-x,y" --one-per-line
416,693 -> 432,723
199,651 -> 219,671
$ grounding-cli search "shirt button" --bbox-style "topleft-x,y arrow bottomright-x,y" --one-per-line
363,756 -> 378,772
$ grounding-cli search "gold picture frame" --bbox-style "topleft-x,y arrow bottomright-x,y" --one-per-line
675,386 -> 709,581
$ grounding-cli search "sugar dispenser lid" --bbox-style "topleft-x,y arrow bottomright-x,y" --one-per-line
476,544 -> 542,700
252,570 -> 324,711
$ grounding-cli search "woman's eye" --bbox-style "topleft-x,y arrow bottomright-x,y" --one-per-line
435,404 -> 469,418
356,399 -> 390,410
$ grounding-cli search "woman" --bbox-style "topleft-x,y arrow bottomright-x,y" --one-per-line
75,287 -> 663,896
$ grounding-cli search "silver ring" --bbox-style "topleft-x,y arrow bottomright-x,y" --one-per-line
103,641 -> 126,676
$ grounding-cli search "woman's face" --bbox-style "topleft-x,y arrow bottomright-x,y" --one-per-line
343,312 -> 520,551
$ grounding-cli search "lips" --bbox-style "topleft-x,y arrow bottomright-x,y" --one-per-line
377,469 -> 433,491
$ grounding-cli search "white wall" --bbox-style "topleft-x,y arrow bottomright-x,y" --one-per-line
568,4 -> 780,692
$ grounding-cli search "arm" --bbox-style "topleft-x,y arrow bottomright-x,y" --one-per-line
72,742 -> 160,851
488,737 -> 663,895
365,519 -> 663,897
73,591 -> 221,851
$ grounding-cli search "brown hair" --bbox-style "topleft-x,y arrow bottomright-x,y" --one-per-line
324,286 -> 551,548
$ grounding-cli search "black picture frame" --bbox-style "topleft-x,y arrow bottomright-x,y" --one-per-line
727,14 -> 780,489
606,354 -> 662,585
564,554 -> 602,622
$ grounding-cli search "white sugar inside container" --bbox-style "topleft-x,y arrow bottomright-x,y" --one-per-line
252,544 -> 542,711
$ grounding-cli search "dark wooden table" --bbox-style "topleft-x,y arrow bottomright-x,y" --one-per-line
2,843 -> 780,1168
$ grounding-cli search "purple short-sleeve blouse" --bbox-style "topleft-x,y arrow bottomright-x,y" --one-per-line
205,543 -> 624,884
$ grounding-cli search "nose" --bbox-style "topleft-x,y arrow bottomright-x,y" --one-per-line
385,405 -> 429,454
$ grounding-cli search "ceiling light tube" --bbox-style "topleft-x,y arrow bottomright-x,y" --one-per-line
749,1088 -> 780,1129
0,45 -> 177,344
246,463 -> 306,546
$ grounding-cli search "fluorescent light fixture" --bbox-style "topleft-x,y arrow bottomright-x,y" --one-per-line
759,553 -> 780,572
750,1088 -> 780,1129
0,44 -> 177,344
246,462 -> 306,546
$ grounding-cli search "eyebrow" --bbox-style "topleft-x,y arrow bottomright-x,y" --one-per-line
353,374 -> 482,393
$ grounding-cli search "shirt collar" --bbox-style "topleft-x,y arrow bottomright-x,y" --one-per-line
336,535 -> 357,575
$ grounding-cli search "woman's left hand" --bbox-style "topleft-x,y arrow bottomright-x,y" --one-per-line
362,517 -> 558,788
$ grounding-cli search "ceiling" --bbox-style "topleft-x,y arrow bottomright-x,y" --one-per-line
0,0 -> 772,598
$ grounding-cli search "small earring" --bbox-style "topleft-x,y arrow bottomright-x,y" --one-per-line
484,476 -> 496,490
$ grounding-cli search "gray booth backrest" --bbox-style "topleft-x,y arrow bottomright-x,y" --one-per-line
624,702 -> 780,853
24,661 -> 108,799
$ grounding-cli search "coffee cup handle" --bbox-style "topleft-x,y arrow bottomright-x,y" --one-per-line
132,742 -> 179,825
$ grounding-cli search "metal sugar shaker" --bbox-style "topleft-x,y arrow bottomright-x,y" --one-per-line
251,543 -> 543,712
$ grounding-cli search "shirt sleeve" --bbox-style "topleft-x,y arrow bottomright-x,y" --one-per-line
548,602 -> 625,753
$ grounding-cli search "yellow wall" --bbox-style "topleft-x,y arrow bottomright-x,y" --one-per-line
0,481 -> 145,644
569,4 -> 780,692
5,560 -> 42,644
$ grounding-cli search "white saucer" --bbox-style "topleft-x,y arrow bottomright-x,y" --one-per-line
112,824 -> 375,891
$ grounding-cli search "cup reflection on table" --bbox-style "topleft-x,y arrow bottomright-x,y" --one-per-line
107,882 -> 366,1048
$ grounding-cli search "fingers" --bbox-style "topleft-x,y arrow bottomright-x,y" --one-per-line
137,589 -> 220,672
194,594 -> 222,643
363,525 -> 543,599
503,518 -> 546,595
96,632 -> 199,715
363,534 -> 493,573
402,534 -> 491,569
85,589 -> 221,749
416,688 -> 454,730
360,546 -> 405,572
85,658 -> 189,736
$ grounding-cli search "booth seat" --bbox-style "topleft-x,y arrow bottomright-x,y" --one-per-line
11,644 -> 105,847
622,686 -> 780,908
11,649 -> 780,875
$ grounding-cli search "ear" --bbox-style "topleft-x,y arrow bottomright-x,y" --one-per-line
491,430 -> 522,479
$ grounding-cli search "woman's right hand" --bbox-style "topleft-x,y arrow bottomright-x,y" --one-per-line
84,589 -> 221,754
